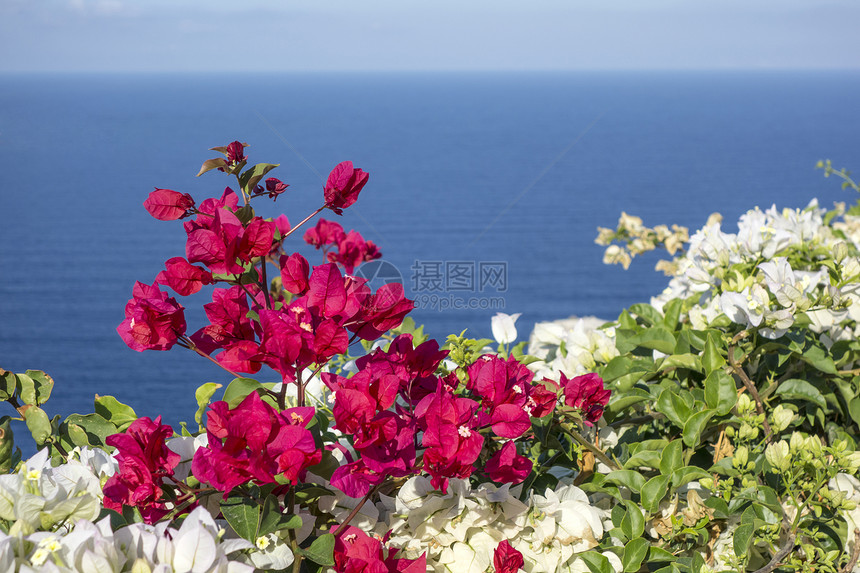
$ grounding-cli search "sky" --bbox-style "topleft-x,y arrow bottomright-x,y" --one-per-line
1,0 -> 859,72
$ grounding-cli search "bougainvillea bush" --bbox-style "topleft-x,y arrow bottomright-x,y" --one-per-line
2,146 -> 860,573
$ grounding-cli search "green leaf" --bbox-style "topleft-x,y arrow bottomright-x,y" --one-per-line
196,157 -> 228,177
622,538 -> 649,573
580,551 -> 614,573
627,327 -> 677,355
223,378 -> 265,408
670,466 -> 711,490
239,163 -> 279,194
258,495 -> 302,537
23,405 -> 51,445
16,373 -> 36,405
94,395 -> 138,431
629,303 -> 664,327
620,500 -> 645,539
221,497 -> 260,542
25,370 -> 54,405
298,533 -> 335,567
604,388 -> 651,422
605,470 -> 646,494
662,298 -> 683,331
733,522 -> 755,557
194,383 -> 222,430
661,354 -> 702,373
659,440 -> 683,475
601,356 -> 633,382
704,371 -> 736,415
63,414 -> 118,448
849,397 -> 860,427
683,409 -> 715,448
640,475 -> 669,513
799,343 -> 838,374
774,378 -> 827,409
647,546 -> 676,562
656,389 -> 692,428
702,332 -> 726,374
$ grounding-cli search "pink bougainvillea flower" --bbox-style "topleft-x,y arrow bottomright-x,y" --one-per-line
224,140 -> 246,166
280,252 -> 311,295
333,526 -> 426,573
237,216 -> 275,263
304,218 -> 346,249
155,256 -> 213,296
493,540 -> 524,573
485,441 -> 532,484
324,161 -> 369,215
143,188 -> 195,221
561,372 -> 611,426
102,416 -> 180,524
328,230 -> 382,274
346,283 -> 414,341
117,282 -> 186,351
192,392 -> 320,494
265,177 -> 289,200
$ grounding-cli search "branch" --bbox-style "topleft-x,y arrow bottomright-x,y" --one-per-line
752,532 -> 796,573
728,345 -> 773,441
841,529 -> 860,573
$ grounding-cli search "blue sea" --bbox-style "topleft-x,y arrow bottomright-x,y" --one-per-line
1,71 -> 859,435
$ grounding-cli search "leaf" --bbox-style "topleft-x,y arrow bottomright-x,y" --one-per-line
702,332 -> 726,374
627,327 -> 677,355
15,373 -> 36,405
222,378 -> 265,408
580,551 -> 614,573
601,356 -> 633,382
194,383 -> 222,430
23,405 -> 51,445
258,495 -> 303,537
63,414 -> 118,448
774,378 -> 827,409
605,470 -> 646,494
298,533 -> 335,567
604,388 -> 651,422
660,298 -> 681,329
622,538 -> 650,573
220,497 -> 260,542
670,466 -> 711,490
25,370 -> 54,405
239,163 -> 279,194
661,353 -> 702,373
640,475 -> 669,513
196,157 -> 228,177
94,395 -> 138,431
733,522 -> 755,557
629,303 -> 664,327
659,440 -> 683,475
683,409 -> 715,448
656,389 -> 692,428
799,343 -> 838,374
620,500 -> 645,539
704,371 -> 736,415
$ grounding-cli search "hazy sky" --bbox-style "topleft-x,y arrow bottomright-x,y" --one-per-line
2,0 -> 859,72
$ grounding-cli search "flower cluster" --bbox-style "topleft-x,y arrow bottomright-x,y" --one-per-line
382,476 -> 608,573
101,416 -> 180,523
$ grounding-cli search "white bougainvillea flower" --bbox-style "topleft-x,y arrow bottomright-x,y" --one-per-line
492,312 -> 522,345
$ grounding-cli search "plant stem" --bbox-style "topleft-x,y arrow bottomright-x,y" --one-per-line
178,336 -> 242,379
333,484 -> 381,538
563,423 -> 620,471
728,345 -> 773,441
281,205 -> 326,241
259,261 -> 273,310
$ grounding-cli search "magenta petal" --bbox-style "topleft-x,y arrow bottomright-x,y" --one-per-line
143,189 -> 195,221
308,263 -> 347,318
490,403 -> 532,439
